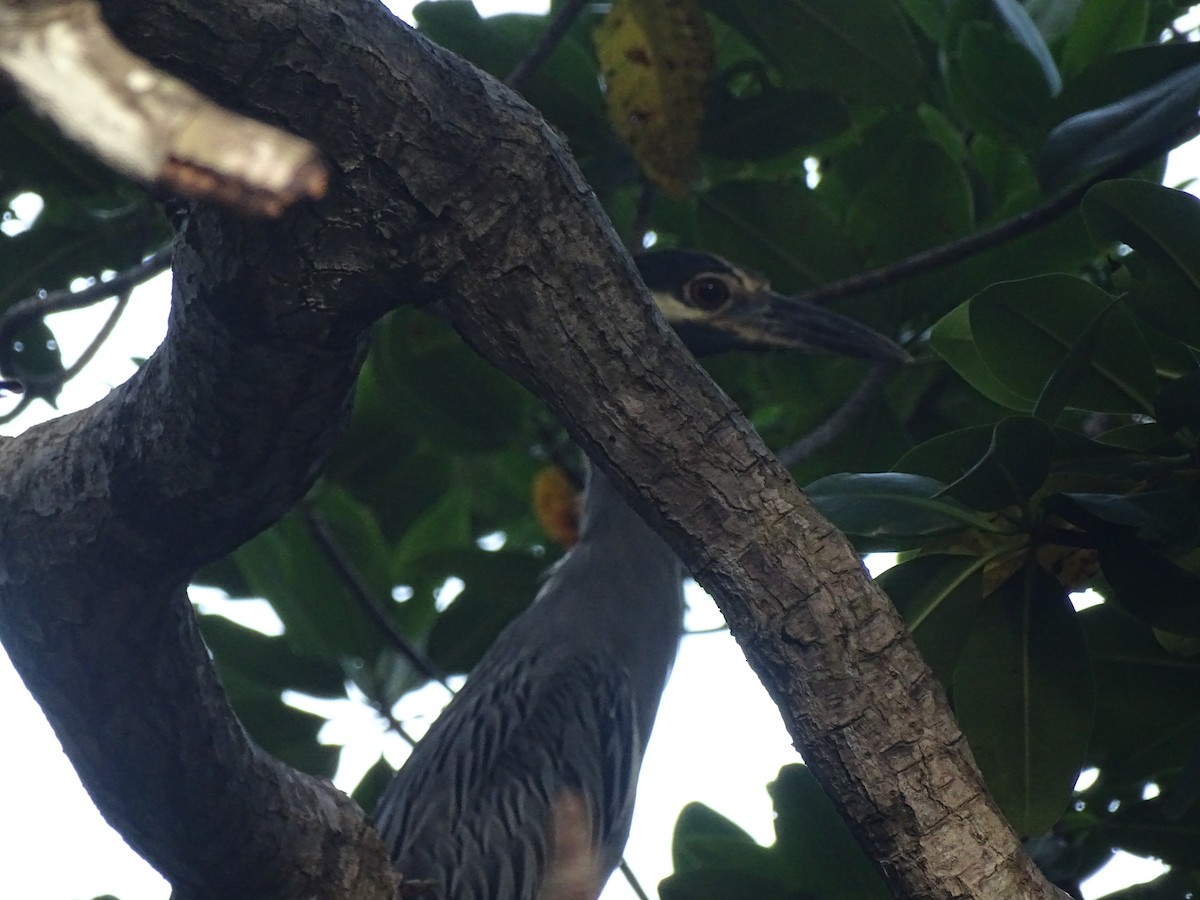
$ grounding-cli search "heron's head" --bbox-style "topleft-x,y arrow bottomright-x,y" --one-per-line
634,249 -> 910,363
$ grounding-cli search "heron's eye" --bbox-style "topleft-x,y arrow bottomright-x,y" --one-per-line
686,276 -> 731,312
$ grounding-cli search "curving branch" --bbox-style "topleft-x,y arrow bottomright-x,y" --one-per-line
0,1 -> 1067,899
504,0 -> 590,91
776,361 -> 899,468
0,246 -> 172,397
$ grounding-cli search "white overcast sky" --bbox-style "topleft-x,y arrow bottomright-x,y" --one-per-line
1,2 -> 1197,898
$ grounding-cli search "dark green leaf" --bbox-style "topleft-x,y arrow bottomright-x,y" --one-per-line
393,486 -> 473,570
414,3 -> 608,153
1060,0 -> 1149,78
2,319 -> 62,400
847,137 -> 974,264
878,554 -> 986,685
1031,298 -> 1124,424
369,307 -> 537,452
929,302 -> 1038,411
893,425 -> 996,485
1156,369 -> 1200,434
990,0 -> 1063,95
1049,490 -> 1199,546
770,764 -> 891,899
697,181 -> 859,290
954,564 -> 1096,836
1094,421 -> 1175,451
232,501 -> 392,663
1083,179 -> 1200,348
424,549 -> 548,674
940,416 -> 1054,510
946,21 -> 1054,145
969,275 -> 1156,414
658,869 -> 794,900
351,756 -> 396,817
1099,540 -> 1200,636
1084,604 -> 1200,783
897,0 -> 949,41
198,614 -> 346,699
702,0 -> 925,104
805,472 -> 994,539
703,68 -> 850,160
671,802 -> 759,874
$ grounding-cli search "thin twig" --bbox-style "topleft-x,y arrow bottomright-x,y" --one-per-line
776,362 -> 897,468
1,245 -> 171,333
793,117 -> 1200,309
504,0 -> 589,91
365,692 -> 421,748
0,391 -> 33,425
51,287 -> 132,385
618,858 -> 652,900
0,246 -> 170,397
299,502 -> 452,689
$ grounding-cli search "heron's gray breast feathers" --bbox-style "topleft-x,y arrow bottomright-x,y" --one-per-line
373,650 -> 641,900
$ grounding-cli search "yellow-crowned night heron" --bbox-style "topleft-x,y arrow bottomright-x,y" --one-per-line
372,249 -> 908,900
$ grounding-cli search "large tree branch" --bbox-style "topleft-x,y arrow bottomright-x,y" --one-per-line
0,1 -> 1063,898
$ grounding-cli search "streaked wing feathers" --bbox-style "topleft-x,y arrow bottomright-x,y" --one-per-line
374,649 -> 640,900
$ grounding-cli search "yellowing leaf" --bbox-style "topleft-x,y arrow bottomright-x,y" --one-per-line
593,0 -> 713,198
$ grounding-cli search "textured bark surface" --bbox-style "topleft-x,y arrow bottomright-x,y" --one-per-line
0,1 -> 1063,898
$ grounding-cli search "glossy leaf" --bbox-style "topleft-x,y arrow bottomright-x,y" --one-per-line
940,416 -> 1054,510
1049,490 -> 1199,546
969,275 -> 1157,414
929,302 -> 1037,411
805,472 -> 994,540
892,425 -> 996,485
1041,63 -> 1200,189
954,564 -> 1096,836
990,0 -> 1063,95
1082,179 -> 1200,348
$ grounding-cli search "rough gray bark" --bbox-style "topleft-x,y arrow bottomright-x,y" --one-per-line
0,1 -> 1063,899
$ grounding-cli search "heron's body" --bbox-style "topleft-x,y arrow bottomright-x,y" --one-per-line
372,249 -> 908,899
374,469 -> 684,900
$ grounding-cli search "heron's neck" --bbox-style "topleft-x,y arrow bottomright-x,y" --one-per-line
579,466 -> 673,549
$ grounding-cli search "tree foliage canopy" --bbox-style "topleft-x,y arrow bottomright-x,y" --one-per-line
8,0 -> 1200,898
